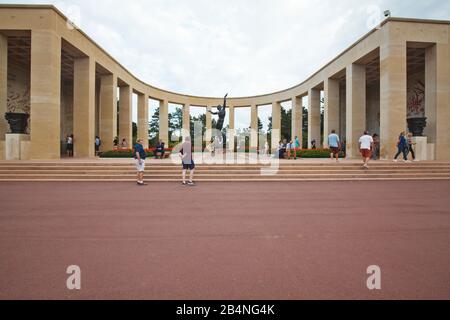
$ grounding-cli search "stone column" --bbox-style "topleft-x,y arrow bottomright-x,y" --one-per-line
73,57 -> 95,158
380,39 -> 407,159
182,104 -> 190,135
324,78 -> 340,147
291,96 -> 302,146
346,64 -> 366,158
99,74 -> 117,151
425,43 -> 450,160
0,34 -> 7,145
228,106 -> 235,151
0,34 -> 7,160
434,43 -> 450,161
137,93 -> 149,149
119,85 -> 132,147
30,30 -> 61,159
250,104 -> 258,151
271,101 -> 281,152
205,106 -> 212,142
307,89 -> 320,149
159,99 -> 169,145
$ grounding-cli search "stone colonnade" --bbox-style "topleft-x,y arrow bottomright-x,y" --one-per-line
0,6 -> 449,160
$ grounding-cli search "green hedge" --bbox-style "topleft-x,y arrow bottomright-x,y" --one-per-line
296,149 -> 346,158
100,150 -> 155,158
100,148 -> 345,158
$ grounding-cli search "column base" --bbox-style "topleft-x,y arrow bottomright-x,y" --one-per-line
5,134 -> 31,160
412,137 -> 428,161
427,143 -> 436,161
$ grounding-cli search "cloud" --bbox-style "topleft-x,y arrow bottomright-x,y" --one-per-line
2,0 -> 450,100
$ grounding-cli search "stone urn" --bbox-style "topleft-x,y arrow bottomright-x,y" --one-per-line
407,117 -> 427,137
5,112 -> 30,134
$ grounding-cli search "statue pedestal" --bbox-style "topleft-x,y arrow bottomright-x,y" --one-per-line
412,136 -> 428,161
5,134 -> 30,160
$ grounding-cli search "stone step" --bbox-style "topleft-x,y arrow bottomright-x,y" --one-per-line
1,173 -> 449,179
1,177 -> 450,182
1,162 -> 449,168
1,165 -> 449,170
1,169 -> 450,175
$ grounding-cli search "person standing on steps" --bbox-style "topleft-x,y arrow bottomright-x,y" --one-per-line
95,136 -> 101,156
327,130 -> 341,163
180,136 -> 196,186
134,138 -> 147,186
294,136 -> 300,160
67,134 -> 74,157
359,131 -> 374,169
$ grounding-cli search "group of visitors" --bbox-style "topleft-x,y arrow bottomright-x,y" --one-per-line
393,132 -> 417,162
113,137 -> 129,149
133,136 -> 195,187
357,130 -> 418,169
121,128 -> 420,186
65,134 -> 103,157
325,129 -> 417,169
277,136 -> 301,159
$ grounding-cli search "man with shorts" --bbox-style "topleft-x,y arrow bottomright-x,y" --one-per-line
180,136 -> 195,186
134,138 -> 147,186
327,130 -> 340,162
359,131 -> 374,169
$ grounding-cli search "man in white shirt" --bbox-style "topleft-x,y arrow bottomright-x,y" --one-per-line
359,131 -> 374,169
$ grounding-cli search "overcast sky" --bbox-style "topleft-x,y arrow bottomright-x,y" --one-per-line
3,0 -> 450,129
4,0 -> 450,98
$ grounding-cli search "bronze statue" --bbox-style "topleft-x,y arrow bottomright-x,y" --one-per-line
207,94 -> 228,149
208,93 -> 228,132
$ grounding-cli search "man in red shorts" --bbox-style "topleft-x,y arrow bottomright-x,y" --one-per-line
359,131 -> 374,169
327,130 -> 341,163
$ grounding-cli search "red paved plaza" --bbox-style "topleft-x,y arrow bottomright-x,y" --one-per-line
0,181 -> 449,299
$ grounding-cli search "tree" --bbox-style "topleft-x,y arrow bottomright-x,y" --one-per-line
132,122 -> 137,144
190,113 -> 208,140
267,107 -> 292,141
257,117 -> 263,131
281,107 -> 292,141
169,107 -> 183,146
148,107 -> 160,147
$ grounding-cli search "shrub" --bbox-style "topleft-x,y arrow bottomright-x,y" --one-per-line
99,148 -> 345,158
99,148 -> 173,158
297,149 -> 345,158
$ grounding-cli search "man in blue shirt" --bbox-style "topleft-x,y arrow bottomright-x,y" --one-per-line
134,138 -> 147,186
328,130 -> 341,162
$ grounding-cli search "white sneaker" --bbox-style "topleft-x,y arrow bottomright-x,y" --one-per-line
393,159 -> 398,162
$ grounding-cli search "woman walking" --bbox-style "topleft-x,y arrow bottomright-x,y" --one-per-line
393,132 -> 410,163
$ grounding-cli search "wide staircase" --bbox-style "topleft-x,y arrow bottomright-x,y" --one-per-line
1,161 -> 450,181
